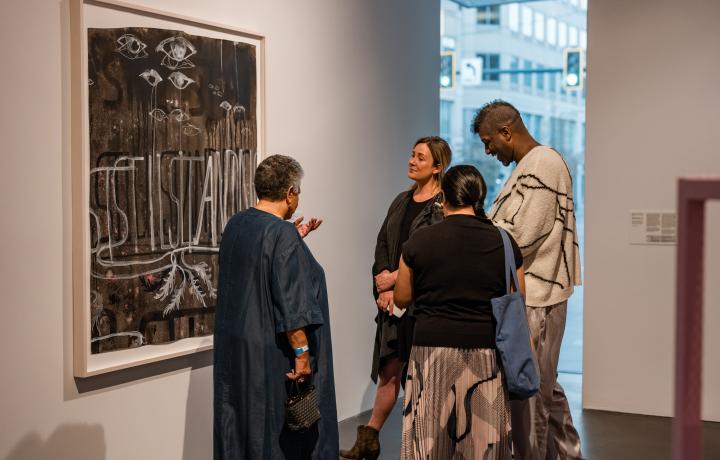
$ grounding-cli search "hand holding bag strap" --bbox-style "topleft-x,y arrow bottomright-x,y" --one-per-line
289,379 -> 301,398
497,227 -> 520,294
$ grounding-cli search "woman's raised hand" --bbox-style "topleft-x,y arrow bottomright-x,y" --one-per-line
293,216 -> 323,238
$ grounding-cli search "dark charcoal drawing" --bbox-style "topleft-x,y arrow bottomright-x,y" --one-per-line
87,27 -> 257,354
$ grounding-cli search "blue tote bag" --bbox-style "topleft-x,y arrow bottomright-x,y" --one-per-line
491,227 -> 540,400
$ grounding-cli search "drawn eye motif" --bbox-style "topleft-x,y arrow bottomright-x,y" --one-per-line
116,34 -> 148,60
170,108 -> 190,122
149,108 -> 168,122
167,71 -> 195,90
182,123 -> 201,136
156,36 -> 197,70
139,69 -> 163,87
208,83 -> 224,97
219,101 -> 232,112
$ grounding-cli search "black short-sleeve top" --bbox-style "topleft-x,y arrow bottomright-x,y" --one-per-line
401,214 -> 523,349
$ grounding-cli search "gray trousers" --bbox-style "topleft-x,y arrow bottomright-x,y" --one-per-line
510,301 -> 584,460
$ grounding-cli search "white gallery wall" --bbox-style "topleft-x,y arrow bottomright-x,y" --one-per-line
584,0 -> 720,420
0,0 -> 440,458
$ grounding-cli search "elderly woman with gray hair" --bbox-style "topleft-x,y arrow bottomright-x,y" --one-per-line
213,154 -> 338,459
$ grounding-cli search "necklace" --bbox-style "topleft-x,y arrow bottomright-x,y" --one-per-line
414,181 -> 439,201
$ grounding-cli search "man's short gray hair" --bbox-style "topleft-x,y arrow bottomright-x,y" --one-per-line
254,154 -> 304,201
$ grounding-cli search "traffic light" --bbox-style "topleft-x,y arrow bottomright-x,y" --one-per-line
440,51 -> 455,90
563,48 -> 584,90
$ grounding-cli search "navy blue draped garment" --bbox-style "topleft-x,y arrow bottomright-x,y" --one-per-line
214,208 -> 338,459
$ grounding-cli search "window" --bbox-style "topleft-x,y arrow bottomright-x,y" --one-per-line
558,21 -> 568,47
532,114 -> 543,141
510,56 -> 519,86
463,108 -> 478,147
439,0 -> 587,376
547,17 -> 557,45
521,113 -> 543,141
477,53 -> 500,81
523,60 -> 533,88
549,70 -> 557,93
507,4 -> 519,32
536,115 -> 545,143
550,117 -> 576,155
537,64 -> 545,91
477,6 -> 500,25
569,26 -> 579,46
440,100 -> 453,140
521,112 -> 532,128
522,6 -> 533,37
534,12 -> 545,42
567,119 -> 577,154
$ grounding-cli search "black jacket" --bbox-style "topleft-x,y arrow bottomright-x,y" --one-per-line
370,190 -> 444,382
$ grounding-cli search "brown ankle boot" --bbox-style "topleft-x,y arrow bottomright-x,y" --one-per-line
340,425 -> 380,460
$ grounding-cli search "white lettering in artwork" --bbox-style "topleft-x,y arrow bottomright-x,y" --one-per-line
91,149 -> 247,257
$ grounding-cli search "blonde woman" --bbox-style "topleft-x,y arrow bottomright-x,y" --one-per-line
340,137 -> 451,460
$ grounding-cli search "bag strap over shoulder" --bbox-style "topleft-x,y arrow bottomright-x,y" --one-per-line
497,227 -> 520,295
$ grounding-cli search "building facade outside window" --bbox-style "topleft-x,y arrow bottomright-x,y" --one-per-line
534,11 -> 545,41
522,6 -> 533,36
440,100 -> 453,141
508,3 -> 519,31
547,17 -> 557,45
510,56 -> 519,86
537,64 -> 545,91
440,0 -> 587,374
570,25 -> 579,46
523,59 -> 533,89
477,53 -> 500,81
477,5 -> 500,25
559,20 -> 568,47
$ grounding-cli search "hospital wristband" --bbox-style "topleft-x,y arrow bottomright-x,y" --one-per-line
294,345 -> 309,356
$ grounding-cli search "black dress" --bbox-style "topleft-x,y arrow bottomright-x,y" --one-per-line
370,190 -> 443,382
213,208 -> 338,459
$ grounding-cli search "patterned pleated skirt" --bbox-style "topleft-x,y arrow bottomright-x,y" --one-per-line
401,346 -> 512,460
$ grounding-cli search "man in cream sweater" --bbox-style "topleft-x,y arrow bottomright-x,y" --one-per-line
472,100 -> 583,460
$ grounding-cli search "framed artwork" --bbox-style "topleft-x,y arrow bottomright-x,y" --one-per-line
71,0 -> 265,377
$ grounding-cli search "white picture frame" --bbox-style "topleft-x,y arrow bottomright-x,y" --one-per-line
71,0 -> 265,377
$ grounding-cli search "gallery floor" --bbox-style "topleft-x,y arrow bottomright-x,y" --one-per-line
338,373 -> 720,459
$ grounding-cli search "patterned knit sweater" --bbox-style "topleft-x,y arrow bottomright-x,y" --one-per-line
490,146 -> 582,307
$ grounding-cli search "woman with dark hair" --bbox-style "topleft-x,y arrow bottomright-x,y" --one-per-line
394,165 -> 525,459
340,137 -> 451,460
213,154 -> 338,459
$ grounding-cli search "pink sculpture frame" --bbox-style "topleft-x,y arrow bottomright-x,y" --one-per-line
674,177 -> 720,460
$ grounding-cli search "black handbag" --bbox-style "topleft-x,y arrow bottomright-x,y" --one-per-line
285,380 -> 321,431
